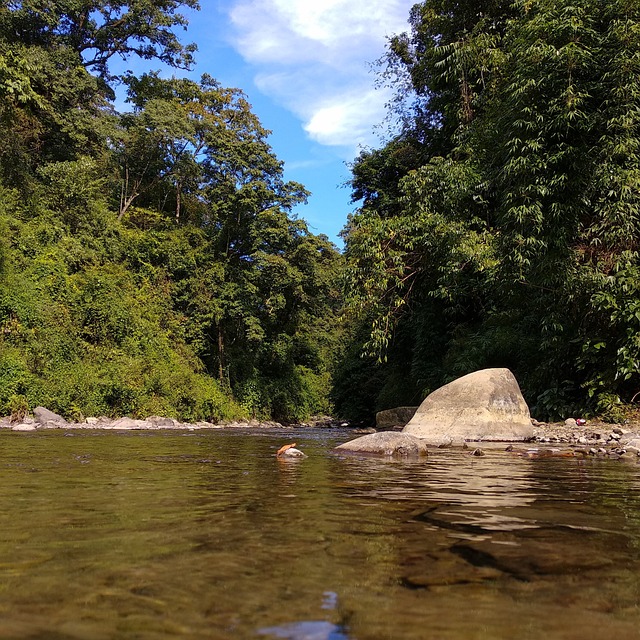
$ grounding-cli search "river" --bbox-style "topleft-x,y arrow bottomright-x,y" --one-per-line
0,427 -> 639,639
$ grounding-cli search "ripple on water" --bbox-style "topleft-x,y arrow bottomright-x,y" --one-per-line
1,429 -> 640,639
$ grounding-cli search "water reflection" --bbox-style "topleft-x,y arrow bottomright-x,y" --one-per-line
333,447 -> 539,539
0,429 -> 639,639
258,620 -> 350,640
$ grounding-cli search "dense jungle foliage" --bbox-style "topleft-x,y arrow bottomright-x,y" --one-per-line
2,0 -> 640,425
337,0 -> 640,423
0,0 -> 343,422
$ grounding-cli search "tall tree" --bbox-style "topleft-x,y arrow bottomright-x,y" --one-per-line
0,0 -> 198,79
341,0 -> 640,421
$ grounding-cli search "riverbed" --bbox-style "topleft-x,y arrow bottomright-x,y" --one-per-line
0,427 -> 639,639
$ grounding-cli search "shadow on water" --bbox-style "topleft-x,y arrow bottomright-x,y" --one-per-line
0,429 -> 640,639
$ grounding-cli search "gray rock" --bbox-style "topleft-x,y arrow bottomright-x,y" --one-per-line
402,368 -> 533,446
145,415 -> 178,428
375,406 -> 418,430
107,417 -> 152,430
626,438 -> 640,449
195,421 -> 216,429
280,447 -> 307,458
11,423 -> 36,432
564,418 -> 577,428
33,406 -> 67,425
39,420 -> 67,429
85,417 -> 99,425
334,432 -> 428,457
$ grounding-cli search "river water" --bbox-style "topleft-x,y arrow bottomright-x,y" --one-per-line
0,427 -> 639,639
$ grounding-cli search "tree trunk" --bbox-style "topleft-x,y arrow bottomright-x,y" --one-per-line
217,323 -> 225,382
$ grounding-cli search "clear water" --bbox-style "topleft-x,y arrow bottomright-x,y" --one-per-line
0,428 -> 640,639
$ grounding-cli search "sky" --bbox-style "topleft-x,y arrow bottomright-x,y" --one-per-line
118,0 -> 416,246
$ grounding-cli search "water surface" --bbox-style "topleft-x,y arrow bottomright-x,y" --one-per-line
0,428 -> 639,639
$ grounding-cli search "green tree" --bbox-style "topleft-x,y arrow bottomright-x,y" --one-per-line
341,0 -> 640,421
0,0 -> 344,423
0,0 -> 198,79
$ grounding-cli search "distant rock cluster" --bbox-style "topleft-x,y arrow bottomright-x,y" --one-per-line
1,406 -> 291,432
530,421 -> 640,460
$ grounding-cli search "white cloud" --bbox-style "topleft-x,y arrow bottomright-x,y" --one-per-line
226,0 -> 414,152
304,89 -> 392,148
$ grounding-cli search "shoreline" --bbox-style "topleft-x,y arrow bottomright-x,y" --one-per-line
0,413 -> 345,432
4,411 -> 640,461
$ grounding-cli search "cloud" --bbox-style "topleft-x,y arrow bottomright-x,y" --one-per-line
304,89 -> 392,148
226,0 -> 413,151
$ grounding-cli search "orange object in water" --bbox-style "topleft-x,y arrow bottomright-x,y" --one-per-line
276,443 -> 297,457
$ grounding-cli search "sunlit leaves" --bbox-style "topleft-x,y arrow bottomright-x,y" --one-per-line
342,0 -> 640,420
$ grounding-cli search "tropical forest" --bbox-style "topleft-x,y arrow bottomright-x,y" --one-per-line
1,0 -> 640,426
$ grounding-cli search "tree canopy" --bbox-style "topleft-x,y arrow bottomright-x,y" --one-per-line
339,0 -> 640,423
0,0 -> 343,422
4,0 -> 640,425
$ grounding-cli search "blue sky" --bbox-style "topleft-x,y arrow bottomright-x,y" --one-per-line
115,0 -> 416,246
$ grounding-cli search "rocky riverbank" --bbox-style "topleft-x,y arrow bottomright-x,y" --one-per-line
4,406 -> 640,462
526,417 -> 640,461
0,406 -> 343,432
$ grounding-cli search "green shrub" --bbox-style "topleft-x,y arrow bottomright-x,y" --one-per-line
8,394 -> 28,422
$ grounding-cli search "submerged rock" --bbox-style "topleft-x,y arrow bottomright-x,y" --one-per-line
334,431 -> 428,457
402,368 -> 533,446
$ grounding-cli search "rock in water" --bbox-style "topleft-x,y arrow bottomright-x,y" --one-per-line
375,406 -> 418,430
279,447 -> 307,458
402,368 -> 533,446
11,424 -> 36,431
334,432 -> 428,457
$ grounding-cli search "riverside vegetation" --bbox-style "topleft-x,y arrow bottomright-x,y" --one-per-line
1,0 -> 640,427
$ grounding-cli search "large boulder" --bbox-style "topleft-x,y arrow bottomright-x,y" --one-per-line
107,417 -> 153,430
376,406 -> 418,430
334,432 -> 428,457
402,368 -> 533,446
33,406 -> 67,425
